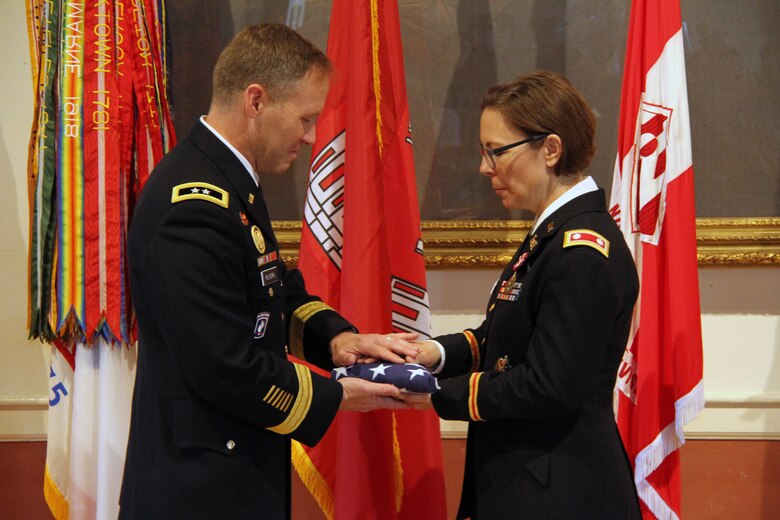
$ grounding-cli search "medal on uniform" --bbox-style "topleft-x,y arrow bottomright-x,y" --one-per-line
251,225 -> 266,253
497,253 -> 525,302
495,355 -> 511,372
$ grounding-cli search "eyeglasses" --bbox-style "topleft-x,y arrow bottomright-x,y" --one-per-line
279,102 -> 316,132
480,133 -> 549,169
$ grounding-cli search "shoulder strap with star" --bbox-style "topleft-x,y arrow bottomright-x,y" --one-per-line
171,182 -> 229,208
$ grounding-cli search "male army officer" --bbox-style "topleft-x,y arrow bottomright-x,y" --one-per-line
119,24 -> 418,520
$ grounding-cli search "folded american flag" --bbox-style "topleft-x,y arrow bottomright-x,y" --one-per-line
331,362 -> 440,393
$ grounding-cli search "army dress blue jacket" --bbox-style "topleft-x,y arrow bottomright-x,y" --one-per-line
432,188 -> 642,520
119,121 -> 351,520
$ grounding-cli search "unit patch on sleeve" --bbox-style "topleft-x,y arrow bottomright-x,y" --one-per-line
563,229 -> 610,258
171,182 -> 229,208
254,311 -> 270,338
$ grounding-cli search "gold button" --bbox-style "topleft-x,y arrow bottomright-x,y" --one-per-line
226,440 -> 236,450
268,287 -> 274,297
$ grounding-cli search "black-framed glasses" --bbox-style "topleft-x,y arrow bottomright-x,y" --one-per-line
480,133 -> 549,169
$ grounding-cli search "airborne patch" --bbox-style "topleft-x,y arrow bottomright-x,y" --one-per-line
254,311 -> 270,339
171,182 -> 229,208
563,229 -> 610,258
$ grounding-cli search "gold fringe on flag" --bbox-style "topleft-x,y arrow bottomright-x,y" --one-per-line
370,0 -> 384,156
291,440 -> 334,520
43,464 -> 68,520
392,412 -> 404,513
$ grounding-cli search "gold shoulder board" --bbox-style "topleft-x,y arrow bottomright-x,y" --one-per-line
171,182 -> 229,208
562,229 -> 610,258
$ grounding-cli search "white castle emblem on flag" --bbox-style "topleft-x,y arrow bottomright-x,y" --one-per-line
305,130 -> 346,268
391,276 -> 431,338
630,101 -> 673,246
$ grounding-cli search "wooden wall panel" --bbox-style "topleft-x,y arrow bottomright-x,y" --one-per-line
2,440 -> 778,519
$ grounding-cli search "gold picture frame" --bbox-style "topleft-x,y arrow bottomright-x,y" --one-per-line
274,217 -> 780,268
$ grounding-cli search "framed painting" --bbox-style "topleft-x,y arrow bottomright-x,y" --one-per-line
167,0 -> 779,267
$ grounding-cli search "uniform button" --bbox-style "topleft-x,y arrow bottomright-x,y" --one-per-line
268,287 -> 274,297
226,440 -> 236,450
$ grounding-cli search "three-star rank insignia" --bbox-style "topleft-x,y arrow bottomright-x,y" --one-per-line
248,193 -> 255,205
171,182 -> 229,208
529,234 -> 538,251
563,229 -> 610,258
495,355 -> 511,373
251,225 -> 266,254
547,221 -> 555,233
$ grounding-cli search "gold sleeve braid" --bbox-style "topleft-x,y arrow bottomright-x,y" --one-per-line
268,363 -> 313,435
288,301 -> 335,359
468,372 -> 485,421
464,330 -> 480,372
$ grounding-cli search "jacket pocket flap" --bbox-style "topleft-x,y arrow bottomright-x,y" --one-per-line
173,400 -> 237,454
514,449 -> 551,486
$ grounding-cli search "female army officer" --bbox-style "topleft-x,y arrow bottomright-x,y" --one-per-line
406,71 -> 642,520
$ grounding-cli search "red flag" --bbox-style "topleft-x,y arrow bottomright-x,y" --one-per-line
295,1 -> 446,518
609,1 -> 705,518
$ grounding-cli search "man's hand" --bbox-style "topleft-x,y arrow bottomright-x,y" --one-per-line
331,332 -> 420,366
338,377 -> 409,412
405,340 -> 442,368
397,392 -> 433,410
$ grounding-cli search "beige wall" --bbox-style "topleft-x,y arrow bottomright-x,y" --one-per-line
0,0 -> 49,440
1,1 -> 778,441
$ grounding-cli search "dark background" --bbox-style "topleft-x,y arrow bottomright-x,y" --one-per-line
166,0 -> 780,221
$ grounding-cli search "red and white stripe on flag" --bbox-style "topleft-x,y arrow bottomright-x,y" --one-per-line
609,1 -> 705,518
295,0 -> 446,519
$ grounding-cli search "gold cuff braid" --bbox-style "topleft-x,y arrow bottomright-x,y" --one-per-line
289,301 -> 335,360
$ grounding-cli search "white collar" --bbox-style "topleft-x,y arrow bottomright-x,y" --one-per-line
531,176 -> 598,233
200,115 -> 259,187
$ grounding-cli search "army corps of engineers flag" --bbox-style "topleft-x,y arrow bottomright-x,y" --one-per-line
294,0 -> 447,519
609,0 -> 705,518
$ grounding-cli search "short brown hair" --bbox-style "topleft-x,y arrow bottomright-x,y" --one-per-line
212,23 -> 332,105
480,71 -> 596,176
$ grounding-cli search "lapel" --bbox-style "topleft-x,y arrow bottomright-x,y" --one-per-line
187,121 -> 279,251
480,189 -> 608,369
